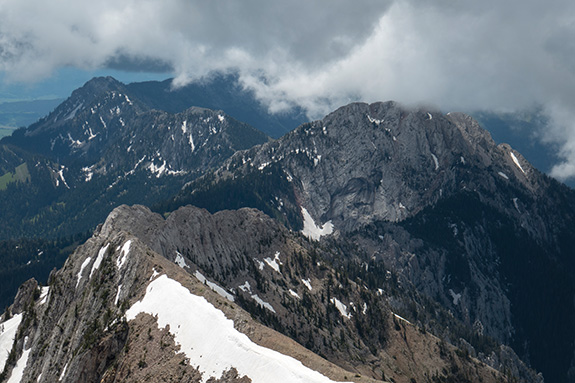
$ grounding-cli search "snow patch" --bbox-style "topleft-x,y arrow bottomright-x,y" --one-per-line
431,153 -> 439,170
239,281 -> 252,293
330,297 -> 351,319
39,286 -> 49,305
7,346 -> 31,383
498,171 -> 509,180
148,161 -> 167,177
57,167 -> 70,189
289,289 -> 300,299
264,252 -> 282,273
90,243 -> 109,279
99,116 -> 107,129
127,275 -> 344,383
301,207 -> 333,241
194,271 -> 234,302
251,295 -> 276,313
175,251 -> 188,269
302,278 -> 312,291
392,312 -> 412,325
59,362 -> 68,381
76,257 -> 92,288
114,284 -> 123,306
254,259 -> 265,271
367,114 -> 383,125
182,121 -> 195,152
513,197 -> 520,212
82,165 -> 95,182
0,314 -> 23,372
150,269 -> 160,281
427,112 -> 433,120
117,240 -> 132,269
510,152 -> 526,174
218,114 -> 225,122
258,162 -> 271,171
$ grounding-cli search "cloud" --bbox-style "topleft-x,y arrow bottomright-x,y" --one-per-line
2,0 -> 575,179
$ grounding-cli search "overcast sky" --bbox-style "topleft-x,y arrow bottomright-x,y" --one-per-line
1,0 -> 575,180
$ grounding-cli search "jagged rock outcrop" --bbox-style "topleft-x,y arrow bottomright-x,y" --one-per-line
0,204 -> 529,383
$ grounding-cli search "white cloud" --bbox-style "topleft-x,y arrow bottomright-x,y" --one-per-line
2,0 -> 575,179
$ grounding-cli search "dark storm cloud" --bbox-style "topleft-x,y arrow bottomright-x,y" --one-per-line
1,0 -> 575,179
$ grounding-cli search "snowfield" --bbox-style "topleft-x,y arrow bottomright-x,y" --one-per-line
301,207 -> 333,240
127,275 -> 349,383
0,314 -> 23,372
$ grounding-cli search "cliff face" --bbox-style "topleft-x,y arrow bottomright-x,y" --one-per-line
0,204 -> 524,383
167,101 -> 575,382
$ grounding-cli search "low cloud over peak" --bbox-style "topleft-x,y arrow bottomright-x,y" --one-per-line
2,0 -> 575,180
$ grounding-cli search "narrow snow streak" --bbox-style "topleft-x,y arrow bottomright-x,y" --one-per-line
431,153 -> 439,170
90,243 -> 109,279
194,271 -> 234,302
76,257 -> 92,288
126,275 -> 346,383
510,152 -> 526,174
114,284 -> 123,306
251,294 -> 276,313
116,240 -> 132,269
59,362 -> 68,381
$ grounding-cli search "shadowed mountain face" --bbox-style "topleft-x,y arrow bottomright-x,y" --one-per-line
0,77 -> 269,239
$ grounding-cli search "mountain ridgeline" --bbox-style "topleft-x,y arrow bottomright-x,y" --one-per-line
0,76 -> 269,239
0,77 -> 574,382
163,101 -> 575,382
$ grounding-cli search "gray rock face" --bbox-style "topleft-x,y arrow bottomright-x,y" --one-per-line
213,101 -> 551,235
0,203 -> 537,383
172,101 -> 575,382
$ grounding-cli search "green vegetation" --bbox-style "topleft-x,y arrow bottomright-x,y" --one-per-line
0,162 -> 30,190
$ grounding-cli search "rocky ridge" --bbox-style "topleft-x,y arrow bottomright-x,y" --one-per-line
0,204 -> 520,383
165,101 -> 575,382
0,77 -> 269,239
